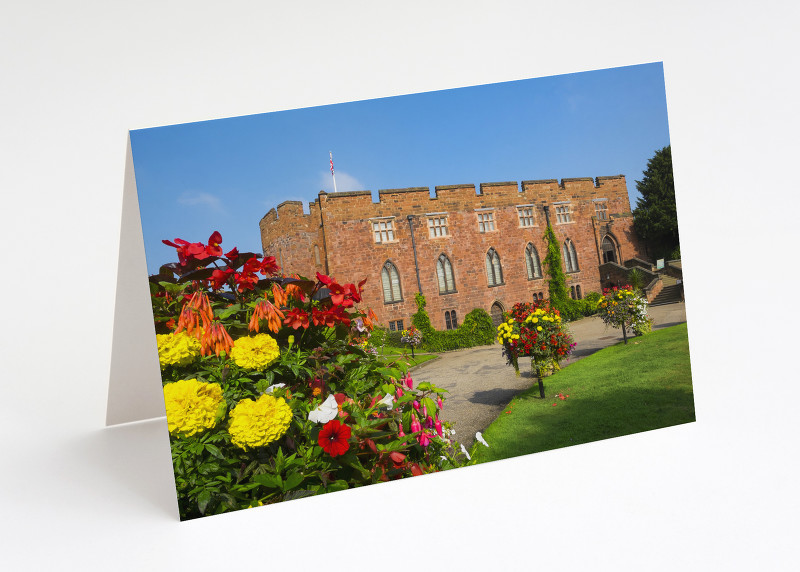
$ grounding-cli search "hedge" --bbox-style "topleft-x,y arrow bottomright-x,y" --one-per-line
410,293 -> 495,352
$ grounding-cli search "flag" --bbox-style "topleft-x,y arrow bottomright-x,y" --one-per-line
329,152 -> 334,176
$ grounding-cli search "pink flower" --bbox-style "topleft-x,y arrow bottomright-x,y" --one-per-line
434,418 -> 443,437
405,374 -> 413,390
413,400 -> 420,411
418,432 -> 432,447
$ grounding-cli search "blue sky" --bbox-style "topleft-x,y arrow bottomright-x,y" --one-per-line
131,62 -> 671,274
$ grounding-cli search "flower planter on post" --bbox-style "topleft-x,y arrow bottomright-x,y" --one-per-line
498,302 -> 576,398
597,286 -> 650,345
400,326 -> 422,359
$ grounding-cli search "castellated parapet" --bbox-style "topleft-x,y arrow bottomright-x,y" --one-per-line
260,175 -> 647,330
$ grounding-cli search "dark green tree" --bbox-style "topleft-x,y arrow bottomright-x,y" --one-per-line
633,145 -> 680,260
543,222 -> 569,306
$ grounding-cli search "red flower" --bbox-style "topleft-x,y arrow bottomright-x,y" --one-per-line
210,268 -> 234,290
283,308 -> 310,329
206,231 -> 223,257
162,231 -> 225,266
318,419 -> 351,457
161,237 -> 206,266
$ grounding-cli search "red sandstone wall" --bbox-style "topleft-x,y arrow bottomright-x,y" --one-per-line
260,200 -> 325,279
260,176 -> 647,329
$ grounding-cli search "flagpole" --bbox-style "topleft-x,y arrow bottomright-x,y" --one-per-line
329,151 -> 338,193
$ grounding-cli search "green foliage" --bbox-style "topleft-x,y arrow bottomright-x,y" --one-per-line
628,268 -> 645,293
369,327 -> 403,348
584,291 -> 602,306
633,145 -> 680,260
543,223 -> 569,308
557,297 -> 600,321
411,294 -> 495,352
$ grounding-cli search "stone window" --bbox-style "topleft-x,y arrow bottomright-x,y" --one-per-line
314,244 -> 321,265
476,210 -> 495,232
485,248 -> 504,287
594,200 -> 608,221
372,218 -> 396,243
388,319 -> 404,331
381,261 -> 402,303
562,239 -> 579,273
517,205 -> 535,227
555,204 -> 572,224
444,310 -> 458,330
525,243 -> 542,280
601,235 -> 618,264
436,254 -> 456,294
427,214 -> 449,237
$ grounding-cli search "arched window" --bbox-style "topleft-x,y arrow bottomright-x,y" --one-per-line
601,235 -> 618,264
525,243 -> 542,280
381,261 -> 402,303
436,254 -> 456,294
486,248 -> 504,287
562,239 -> 579,273
444,310 -> 458,330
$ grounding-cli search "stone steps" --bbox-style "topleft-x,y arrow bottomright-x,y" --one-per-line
649,283 -> 683,306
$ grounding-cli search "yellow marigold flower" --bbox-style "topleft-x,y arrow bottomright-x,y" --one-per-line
228,394 -> 292,450
230,333 -> 280,370
163,378 -> 225,437
537,326 -> 543,331
531,317 -> 539,323
157,332 -> 201,370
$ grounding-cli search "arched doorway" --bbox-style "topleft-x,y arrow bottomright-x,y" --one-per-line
601,235 -> 618,264
490,302 -> 504,327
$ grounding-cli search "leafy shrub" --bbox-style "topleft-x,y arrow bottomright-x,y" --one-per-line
369,327 -> 403,349
411,294 -> 495,352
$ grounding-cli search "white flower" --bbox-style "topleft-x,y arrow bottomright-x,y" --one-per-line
264,383 -> 286,395
460,444 -> 471,461
308,394 -> 338,424
377,393 -> 394,410
476,432 -> 490,447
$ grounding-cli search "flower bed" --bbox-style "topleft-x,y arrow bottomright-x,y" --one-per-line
152,231 -> 470,519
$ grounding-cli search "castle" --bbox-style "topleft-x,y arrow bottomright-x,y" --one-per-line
259,175 -> 649,331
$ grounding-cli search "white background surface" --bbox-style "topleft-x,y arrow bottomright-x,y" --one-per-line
2,1 -> 798,570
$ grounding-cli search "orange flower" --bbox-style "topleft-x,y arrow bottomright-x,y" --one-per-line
249,299 -> 285,334
284,283 -> 304,302
200,321 -> 234,357
271,283 -> 288,307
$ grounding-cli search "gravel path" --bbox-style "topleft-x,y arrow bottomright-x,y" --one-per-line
410,302 -> 688,449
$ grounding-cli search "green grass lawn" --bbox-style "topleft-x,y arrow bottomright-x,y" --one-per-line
473,323 -> 695,463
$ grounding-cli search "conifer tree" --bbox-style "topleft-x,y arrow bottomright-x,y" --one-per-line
633,145 -> 680,260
